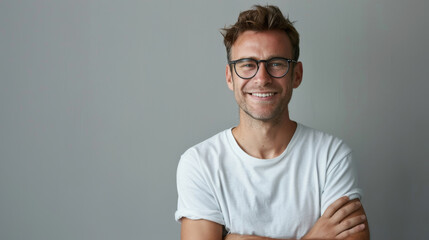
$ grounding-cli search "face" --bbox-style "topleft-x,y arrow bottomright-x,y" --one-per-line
226,30 -> 303,122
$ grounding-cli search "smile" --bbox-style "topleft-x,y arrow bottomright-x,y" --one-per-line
250,92 -> 275,97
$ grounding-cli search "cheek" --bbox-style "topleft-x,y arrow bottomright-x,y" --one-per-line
283,79 -> 294,90
234,83 -> 246,101
232,79 -> 244,92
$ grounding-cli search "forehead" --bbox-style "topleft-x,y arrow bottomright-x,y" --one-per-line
231,30 -> 292,60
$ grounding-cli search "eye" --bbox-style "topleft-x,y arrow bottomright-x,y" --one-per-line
237,61 -> 257,69
268,60 -> 287,69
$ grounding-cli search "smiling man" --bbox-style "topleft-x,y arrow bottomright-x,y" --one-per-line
175,5 -> 369,240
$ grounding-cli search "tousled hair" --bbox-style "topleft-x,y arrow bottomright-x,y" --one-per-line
221,5 -> 300,61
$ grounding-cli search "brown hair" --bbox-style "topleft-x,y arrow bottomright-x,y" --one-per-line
221,5 -> 300,61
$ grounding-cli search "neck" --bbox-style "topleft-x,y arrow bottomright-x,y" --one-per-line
232,110 -> 297,159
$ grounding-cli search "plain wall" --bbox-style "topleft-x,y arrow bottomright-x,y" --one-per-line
1,0 -> 428,239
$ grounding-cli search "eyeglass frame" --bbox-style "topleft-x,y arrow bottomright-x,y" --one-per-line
228,57 -> 297,79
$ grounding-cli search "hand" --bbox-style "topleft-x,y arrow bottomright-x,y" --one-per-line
301,196 -> 366,239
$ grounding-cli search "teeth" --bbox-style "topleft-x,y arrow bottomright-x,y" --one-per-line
252,93 -> 274,97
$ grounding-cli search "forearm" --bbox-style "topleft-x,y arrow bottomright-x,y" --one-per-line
224,199 -> 369,240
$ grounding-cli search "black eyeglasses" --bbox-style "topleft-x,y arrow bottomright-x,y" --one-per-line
228,57 -> 297,79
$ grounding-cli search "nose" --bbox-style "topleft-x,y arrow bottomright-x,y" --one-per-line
253,62 -> 272,86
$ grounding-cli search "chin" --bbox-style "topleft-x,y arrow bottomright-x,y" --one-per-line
246,111 -> 280,122
243,106 -> 288,122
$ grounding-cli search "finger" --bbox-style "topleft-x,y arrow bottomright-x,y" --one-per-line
331,200 -> 362,223
335,223 -> 365,239
335,214 -> 366,233
323,196 -> 350,218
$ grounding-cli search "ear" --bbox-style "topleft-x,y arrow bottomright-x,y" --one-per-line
226,64 -> 234,91
292,61 -> 303,88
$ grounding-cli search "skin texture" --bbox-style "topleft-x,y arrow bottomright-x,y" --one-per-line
180,30 -> 369,240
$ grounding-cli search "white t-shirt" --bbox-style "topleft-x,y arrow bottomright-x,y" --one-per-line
175,123 -> 362,239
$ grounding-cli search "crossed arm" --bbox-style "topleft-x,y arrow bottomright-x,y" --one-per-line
180,197 -> 369,240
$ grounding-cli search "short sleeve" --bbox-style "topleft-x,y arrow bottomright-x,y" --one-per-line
321,152 -> 362,214
175,150 -> 225,225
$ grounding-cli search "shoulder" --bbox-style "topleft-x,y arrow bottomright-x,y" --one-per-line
182,129 -> 231,157
295,123 -> 352,159
179,129 -> 232,168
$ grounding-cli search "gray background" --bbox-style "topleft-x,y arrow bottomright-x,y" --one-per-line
1,0 -> 428,239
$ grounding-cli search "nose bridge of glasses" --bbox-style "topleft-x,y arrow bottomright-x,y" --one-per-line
253,59 -> 272,81
256,59 -> 270,75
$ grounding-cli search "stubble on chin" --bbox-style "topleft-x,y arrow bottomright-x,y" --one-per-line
239,100 -> 289,126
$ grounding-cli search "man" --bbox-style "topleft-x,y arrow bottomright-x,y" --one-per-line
175,5 -> 369,240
